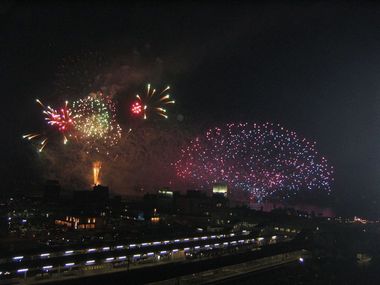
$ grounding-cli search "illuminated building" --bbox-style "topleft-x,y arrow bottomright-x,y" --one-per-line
151,216 -> 160,223
212,183 -> 228,198
143,188 -> 176,214
158,188 -> 173,198
55,216 -> 104,230
151,208 -> 160,223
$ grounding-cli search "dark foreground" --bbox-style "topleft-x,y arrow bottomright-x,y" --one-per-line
213,258 -> 380,285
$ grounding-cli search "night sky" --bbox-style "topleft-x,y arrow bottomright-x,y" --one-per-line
1,1 -> 379,217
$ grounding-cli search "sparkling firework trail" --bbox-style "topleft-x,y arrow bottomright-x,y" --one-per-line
132,84 -> 175,120
174,122 -> 334,201
23,133 -> 41,140
23,99 -> 73,152
93,161 -> 102,186
41,100 -> 73,144
39,138 -> 48,153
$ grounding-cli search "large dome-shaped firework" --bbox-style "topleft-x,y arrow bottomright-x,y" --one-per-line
174,122 -> 334,201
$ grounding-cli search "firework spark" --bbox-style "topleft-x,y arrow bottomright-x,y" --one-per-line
174,122 -> 334,201
23,99 -> 73,152
132,84 -> 175,120
72,91 -> 122,153
22,133 -> 41,140
131,101 -> 143,115
40,99 -> 73,144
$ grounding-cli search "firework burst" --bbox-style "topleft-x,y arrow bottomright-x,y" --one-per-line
174,122 -> 334,201
132,83 -> 175,120
37,99 -> 73,144
72,91 -> 122,153
23,99 -> 74,152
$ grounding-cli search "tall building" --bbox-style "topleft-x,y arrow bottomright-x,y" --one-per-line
43,180 -> 61,203
93,184 -> 109,204
72,185 -> 109,214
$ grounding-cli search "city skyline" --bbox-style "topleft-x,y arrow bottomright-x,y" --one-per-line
1,2 -> 379,218
1,2 -> 380,284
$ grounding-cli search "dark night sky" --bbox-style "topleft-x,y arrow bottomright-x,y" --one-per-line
1,1 -> 379,217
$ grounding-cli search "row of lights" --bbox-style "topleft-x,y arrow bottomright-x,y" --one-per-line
11,232 -> 246,262
13,236 -> 270,275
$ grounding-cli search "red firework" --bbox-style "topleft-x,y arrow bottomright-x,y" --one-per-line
131,101 -> 143,116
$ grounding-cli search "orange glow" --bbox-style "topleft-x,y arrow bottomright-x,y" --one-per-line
151,217 -> 160,223
93,161 -> 102,186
